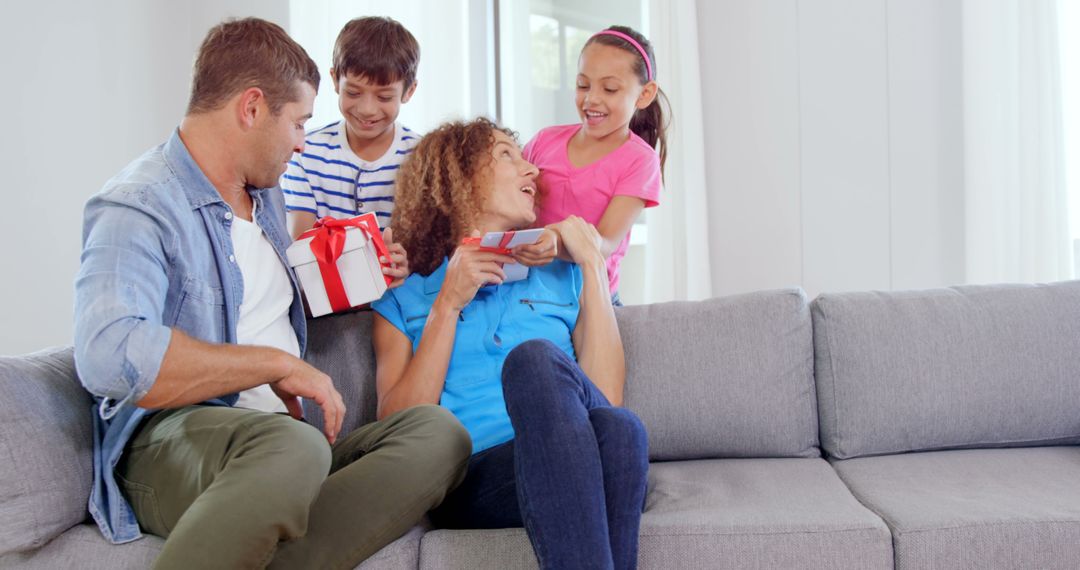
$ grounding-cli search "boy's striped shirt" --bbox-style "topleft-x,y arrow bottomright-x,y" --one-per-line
281,121 -> 419,228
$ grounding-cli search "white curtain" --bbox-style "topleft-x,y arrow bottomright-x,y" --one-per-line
645,0 -> 713,302
1061,0 -> 1080,277
962,0 -> 1073,283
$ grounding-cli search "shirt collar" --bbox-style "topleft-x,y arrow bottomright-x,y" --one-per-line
421,257 -> 502,297
423,258 -> 449,295
163,128 -> 274,211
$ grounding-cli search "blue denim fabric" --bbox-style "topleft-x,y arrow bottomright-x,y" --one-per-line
431,340 -> 649,570
73,130 -> 306,544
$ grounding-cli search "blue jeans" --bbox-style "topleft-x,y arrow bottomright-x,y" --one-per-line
431,340 -> 649,570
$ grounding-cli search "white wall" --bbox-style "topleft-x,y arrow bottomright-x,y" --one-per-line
698,0 -> 966,298
0,0 -> 289,355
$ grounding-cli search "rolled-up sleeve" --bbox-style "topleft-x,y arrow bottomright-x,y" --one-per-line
74,194 -> 173,418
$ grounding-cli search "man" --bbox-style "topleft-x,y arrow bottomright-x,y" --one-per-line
73,18 -> 470,569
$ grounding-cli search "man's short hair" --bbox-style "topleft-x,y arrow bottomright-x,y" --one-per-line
333,17 -> 420,91
187,18 -> 320,115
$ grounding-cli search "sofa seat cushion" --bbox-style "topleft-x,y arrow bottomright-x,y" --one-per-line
0,524 -> 163,569
0,523 -> 426,569
418,458 -> 892,569
832,447 -> 1080,570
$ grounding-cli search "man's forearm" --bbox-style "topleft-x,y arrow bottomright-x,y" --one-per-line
138,329 -> 293,409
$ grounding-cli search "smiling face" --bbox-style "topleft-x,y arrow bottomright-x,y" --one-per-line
474,130 -> 540,232
575,43 -> 653,142
332,71 -> 416,151
250,81 -> 315,188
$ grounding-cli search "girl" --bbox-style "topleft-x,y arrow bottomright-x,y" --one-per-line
515,25 -> 668,305
372,118 -> 649,570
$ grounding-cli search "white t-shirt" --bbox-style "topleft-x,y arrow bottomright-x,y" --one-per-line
231,201 -> 301,413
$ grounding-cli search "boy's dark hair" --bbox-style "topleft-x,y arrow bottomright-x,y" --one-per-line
586,25 -> 670,177
333,17 -> 420,92
187,18 -> 319,115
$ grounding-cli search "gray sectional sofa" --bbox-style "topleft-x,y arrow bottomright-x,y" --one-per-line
2,281 -> 1079,569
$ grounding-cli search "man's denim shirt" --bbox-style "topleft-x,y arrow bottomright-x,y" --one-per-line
73,130 -> 307,543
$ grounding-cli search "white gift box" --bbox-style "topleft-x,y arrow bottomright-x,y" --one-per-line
286,218 -> 388,318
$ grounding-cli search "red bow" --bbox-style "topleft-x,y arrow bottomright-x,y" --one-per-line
460,231 -> 517,255
299,214 -> 392,312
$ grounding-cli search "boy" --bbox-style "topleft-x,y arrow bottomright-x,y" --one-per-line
283,17 -> 421,238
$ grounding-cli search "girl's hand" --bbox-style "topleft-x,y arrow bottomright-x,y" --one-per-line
512,228 -> 559,267
438,231 -> 516,311
381,228 -> 410,289
551,216 -> 604,269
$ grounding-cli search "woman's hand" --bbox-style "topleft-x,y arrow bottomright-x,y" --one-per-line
437,231 -> 516,311
381,228 -> 410,288
512,228 -> 559,267
551,216 -> 604,269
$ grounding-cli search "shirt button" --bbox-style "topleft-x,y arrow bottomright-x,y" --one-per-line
225,212 -> 233,220
229,254 -> 236,263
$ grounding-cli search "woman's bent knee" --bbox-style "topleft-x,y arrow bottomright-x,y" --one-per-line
591,407 -> 648,457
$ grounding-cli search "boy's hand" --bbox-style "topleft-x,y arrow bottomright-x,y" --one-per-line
512,228 -> 559,267
381,227 -> 410,288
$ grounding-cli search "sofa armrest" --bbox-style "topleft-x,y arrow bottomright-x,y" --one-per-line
0,347 -> 94,554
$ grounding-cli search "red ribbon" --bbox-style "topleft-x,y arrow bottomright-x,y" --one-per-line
461,231 -> 516,255
298,214 -> 392,312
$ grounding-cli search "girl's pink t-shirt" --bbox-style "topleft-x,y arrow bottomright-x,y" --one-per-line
523,124 -> 661,294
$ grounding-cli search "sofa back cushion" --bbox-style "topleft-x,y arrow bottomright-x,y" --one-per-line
304,310 -> 380,437
812,280 -> 1080,460
0,347 -> 93,554
616,290 -> 818,460
306,289 -> 820,461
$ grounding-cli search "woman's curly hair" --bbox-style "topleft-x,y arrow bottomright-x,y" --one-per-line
391,117 -> 516,276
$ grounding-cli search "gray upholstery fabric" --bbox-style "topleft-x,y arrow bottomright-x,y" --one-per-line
832,447 -> 1080,570
617,290 -> 819,460
0,522 -> 424,570
303,310 -> 379,437
0,523 -> 421,570
306,291 -> 820,462
355,524 -> 425,570
419,458 -> 892,569
0,524 -> 163,569
813,281 -> 1080,459
0,347 -> 93,554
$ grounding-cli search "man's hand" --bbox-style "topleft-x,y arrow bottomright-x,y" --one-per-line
270,356 -> 346,444
512,227 -> 559,267
381,227 -> 411,288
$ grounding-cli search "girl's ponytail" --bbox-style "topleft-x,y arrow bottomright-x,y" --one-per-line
587,25 -> 670,179
630,88 -> 670,178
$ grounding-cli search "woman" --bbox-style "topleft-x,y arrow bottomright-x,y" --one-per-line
371,118 -> 649,570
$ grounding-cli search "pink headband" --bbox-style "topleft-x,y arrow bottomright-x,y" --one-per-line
592,29 -> 654,82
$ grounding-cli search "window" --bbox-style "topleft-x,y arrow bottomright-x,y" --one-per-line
289,0 -> 652,300
288,0 -> 494,134
497,0 -> 646,143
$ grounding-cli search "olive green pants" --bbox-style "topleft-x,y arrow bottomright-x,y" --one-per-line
117,404 -> 471,570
